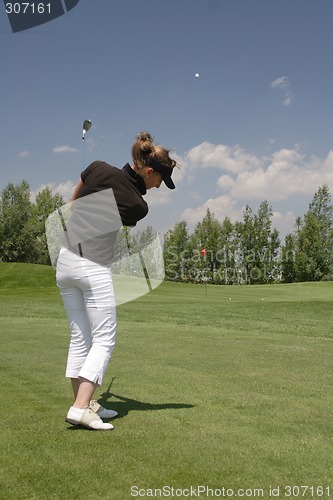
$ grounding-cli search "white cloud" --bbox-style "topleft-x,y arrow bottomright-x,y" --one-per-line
28,142 -> 333,244
19,150 -> 29,158
217,174 -> 234,190
52,181 -> 76,201
173,141 -> 333,238
180,198 -> 297,240
86,137 -> 97,153
180,195 -> 243,229
271,76 -> 289,89
271,76 -> 293,107
282,90 -> 293,107
218,148 -> 333,201
144,188 -> 172,207
30,181 -> 75,203
179,142 -> 333,203
52,145 -> 80,154
171,152 -> 186,184
272,211 -> 297,239
185,142 -> 262,173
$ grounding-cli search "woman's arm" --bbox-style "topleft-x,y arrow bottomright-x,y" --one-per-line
70,179 -> 84,204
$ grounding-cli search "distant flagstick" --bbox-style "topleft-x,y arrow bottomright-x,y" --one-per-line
200,247 -> 208,297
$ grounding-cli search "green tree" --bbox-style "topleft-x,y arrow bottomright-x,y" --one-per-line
295,213 -> 326,281
308,185 -> 333,229
234,205 -> 255,284
235,202 -> 280,284
190,208 -> 222,283
253,201 -> 280,283
163,221 -> 190,281
0,181 -> 34,262
0,182 -> 64,264
294,186 -> 333,281
32,187 -> 64,264
281,233 -> 296,283
215,217 -> 236,284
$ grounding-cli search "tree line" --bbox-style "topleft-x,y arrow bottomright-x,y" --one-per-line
163,185 -> 333,284
0,181 -> 64,265
1,181 -> 333,284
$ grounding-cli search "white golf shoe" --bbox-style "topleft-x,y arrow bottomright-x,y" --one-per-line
90,400 -> 118,419
66,406 -> 114,430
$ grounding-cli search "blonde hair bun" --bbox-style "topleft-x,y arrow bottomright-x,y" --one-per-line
136,131 -> 153,155
131,131 -> 177,184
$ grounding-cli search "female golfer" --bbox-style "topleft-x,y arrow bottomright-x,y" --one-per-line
56,132 -> 177,430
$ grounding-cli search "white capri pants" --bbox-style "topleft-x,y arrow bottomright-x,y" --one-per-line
56,247 -> 116,386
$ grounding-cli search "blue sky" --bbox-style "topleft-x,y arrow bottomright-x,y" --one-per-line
1,0 -> 333,240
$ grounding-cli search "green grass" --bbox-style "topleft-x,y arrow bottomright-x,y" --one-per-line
0,263 -> 332,499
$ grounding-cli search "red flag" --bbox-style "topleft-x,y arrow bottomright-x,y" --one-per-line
200,247 -> 207,257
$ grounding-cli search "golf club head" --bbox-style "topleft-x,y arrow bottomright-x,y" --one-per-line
82,119 -> 92,139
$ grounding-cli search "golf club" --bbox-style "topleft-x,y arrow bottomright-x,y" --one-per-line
82,119 -> 92,167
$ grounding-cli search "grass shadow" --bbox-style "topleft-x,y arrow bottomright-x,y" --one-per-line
98,378 -> 195,419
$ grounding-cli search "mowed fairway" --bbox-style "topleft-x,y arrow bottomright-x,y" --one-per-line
0,262 -> 332,500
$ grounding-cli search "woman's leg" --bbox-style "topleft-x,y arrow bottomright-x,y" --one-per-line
57,284 -> 92,391
77,263 -> 116,387
71,378 -> 80,399
72,377 -> 98,408
57,249 -> 116,429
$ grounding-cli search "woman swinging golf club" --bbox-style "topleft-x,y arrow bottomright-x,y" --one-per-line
56,131 -> 177,430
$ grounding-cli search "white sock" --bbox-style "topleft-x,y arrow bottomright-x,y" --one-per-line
69,406 -> 85,416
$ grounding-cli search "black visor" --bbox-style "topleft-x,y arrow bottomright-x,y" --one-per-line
147,158 -> 176,189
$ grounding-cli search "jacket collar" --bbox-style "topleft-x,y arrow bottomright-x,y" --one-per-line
123,163 -> 147,195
